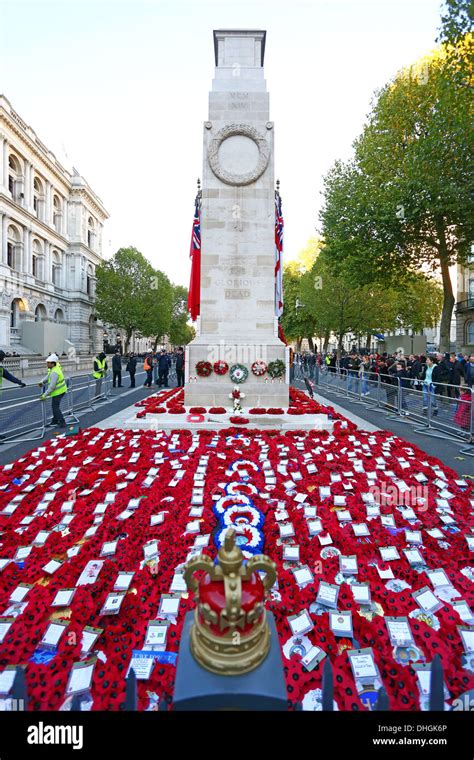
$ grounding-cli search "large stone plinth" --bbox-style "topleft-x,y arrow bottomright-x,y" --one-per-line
185,340 -> 288,407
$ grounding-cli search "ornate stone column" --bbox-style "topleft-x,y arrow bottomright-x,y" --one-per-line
185,30 -> 288,408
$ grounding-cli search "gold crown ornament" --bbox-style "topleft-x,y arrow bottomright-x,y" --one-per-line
183,528 -> 277,675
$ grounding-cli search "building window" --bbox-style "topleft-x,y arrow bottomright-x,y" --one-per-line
10,298 -> 24,329
467,322 -> 474,345
35,304 -> 47,322
52,251 -> 62,287
8,154 -> 23,202
32,240 -> 43,279
87,216 -> 95,249
86,263 -> 94,296
33,177 -> 44,220
54,308 -> 64,323
7,225 -> 21,270
53,195 -> 62,231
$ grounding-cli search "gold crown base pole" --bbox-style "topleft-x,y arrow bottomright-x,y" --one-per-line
190,608 -> 271,676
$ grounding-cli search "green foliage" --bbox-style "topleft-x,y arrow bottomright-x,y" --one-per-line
95,247 -> 173,351
168,285 -> 195,345
281,238 -> 323,343
290,242 -> 444,350
320,37 -> 473,350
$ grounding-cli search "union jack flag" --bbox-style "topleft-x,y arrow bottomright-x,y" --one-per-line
187,197 -> 201,321
275,191 -> 284,317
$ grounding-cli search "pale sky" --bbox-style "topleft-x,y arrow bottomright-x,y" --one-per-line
0,0 -> 443,286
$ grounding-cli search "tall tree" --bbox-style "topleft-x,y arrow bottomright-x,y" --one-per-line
321,38 -> 473,350
95,247 -> 173,352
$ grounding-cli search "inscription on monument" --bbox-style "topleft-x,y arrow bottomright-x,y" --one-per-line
216,277 -> 252,287
225,289 -> 251,299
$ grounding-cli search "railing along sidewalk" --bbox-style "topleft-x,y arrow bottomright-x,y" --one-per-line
313,368 -> 474,445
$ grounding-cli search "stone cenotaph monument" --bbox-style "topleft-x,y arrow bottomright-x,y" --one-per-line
185,30 -> 289,409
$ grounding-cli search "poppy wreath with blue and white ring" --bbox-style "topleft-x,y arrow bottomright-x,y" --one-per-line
215,524 -> 264,554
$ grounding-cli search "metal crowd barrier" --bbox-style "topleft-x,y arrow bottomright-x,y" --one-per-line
291,363 -> 318,383
314,367 -> 474,445
6,651 -> 466,712
0,372 -> 113,444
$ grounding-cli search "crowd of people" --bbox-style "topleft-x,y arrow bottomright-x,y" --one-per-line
292,349 -> 474,428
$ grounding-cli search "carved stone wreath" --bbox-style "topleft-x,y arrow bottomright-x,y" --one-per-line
207,123 -> 270,186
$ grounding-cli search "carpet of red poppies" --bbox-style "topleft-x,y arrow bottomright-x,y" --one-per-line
134,387 -> 345,419
0,396 -> 473,710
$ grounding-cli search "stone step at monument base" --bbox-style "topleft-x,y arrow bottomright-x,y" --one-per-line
185,381 -> 288,409
96,406 -> 333,433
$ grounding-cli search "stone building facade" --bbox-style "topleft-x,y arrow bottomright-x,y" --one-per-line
0,94 -> 108,356
455,256 -> 474,355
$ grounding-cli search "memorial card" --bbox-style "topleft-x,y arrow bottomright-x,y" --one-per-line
413,586 -> 443,614
0,618 -> 14,644
426,569 -> 451,589
170,571 -> 187,593
330,611 -> 353,638
100,592 -> 126,616
318,533 -> 333,546
348,648 -> 378,683
51,588 -> 76,607
76,560 -> 103,586
113,572 -> 134,592
405,530 -> 422,545
0,666 -> 16,696
66,659 -> 96,695
385,617 -> 415,646
158,594 -> 180,620
143,540 -> 159,561
352,523 -> 370,537
340,555 -> 358,576
283,545 -> 300,562
307,519 -> 323,537
81,627 -> 102,654
279,522 -> 295,539
287,609 -> 313,636
100,540 -> 118,557
337,510 -> 352,523
9,584 -> 31,603
144,620 -> 169,651
316,581 -> 339,609
127,651 -> 155,680
452,601 -> 474,625
404,548 -> 425,567
40,620 -> 68,649
379,546 -> 400,562
292,565 -> 314,588
301,645 -> 326,672
458,626 -> 474,653
351,583 -> 371,606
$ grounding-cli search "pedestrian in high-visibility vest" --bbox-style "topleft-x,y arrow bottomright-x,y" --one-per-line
93,352 -> 108,399
38,353 -> 67,428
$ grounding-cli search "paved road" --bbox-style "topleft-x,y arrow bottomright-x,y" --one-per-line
293,378 -> 474,478
2,372 -> 473,477
0,369 -> 179,466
